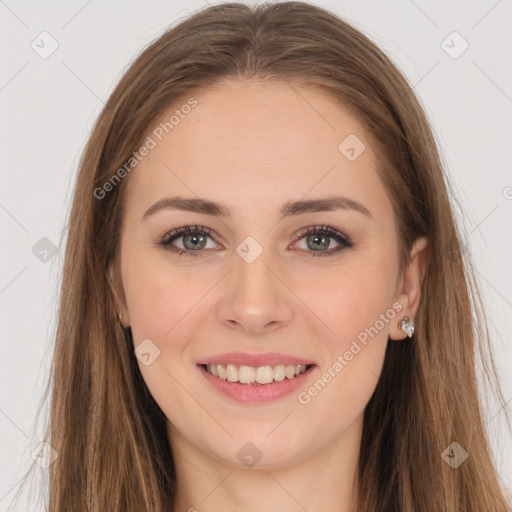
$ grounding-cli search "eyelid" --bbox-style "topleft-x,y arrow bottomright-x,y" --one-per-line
159,224 -> 222,248
294,223 -> 352,244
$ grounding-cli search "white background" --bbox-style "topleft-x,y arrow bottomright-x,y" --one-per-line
1,0 -> 511,509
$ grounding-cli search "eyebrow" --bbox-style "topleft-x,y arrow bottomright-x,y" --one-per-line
141,195 -> 372,222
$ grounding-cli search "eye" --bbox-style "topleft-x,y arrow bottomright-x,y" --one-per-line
158,223 -> 353,258
292,223 -> 353,257
158,224 -> 219,256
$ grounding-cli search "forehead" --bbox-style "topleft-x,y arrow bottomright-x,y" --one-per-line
123,79 -> 390,222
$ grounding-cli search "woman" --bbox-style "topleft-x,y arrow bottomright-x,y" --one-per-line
24,1 -> 512,510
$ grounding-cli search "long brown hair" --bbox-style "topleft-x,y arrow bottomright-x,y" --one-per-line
12,2 -> 511,510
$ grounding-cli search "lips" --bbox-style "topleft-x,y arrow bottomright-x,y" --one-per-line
198,363 -> 316,402
195,352 -> 318,402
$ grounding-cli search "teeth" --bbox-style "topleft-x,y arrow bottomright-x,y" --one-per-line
205,363 -> 308,385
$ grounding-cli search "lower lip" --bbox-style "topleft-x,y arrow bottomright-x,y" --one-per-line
198,364 -> 315,403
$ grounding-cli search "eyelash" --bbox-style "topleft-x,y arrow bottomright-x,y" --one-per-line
158,223 -> 354,258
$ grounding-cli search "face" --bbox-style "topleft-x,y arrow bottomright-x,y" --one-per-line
111,79 -> 426,469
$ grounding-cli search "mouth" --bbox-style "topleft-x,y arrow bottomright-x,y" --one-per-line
201,363 -> 315,385
197,361 -> 317,403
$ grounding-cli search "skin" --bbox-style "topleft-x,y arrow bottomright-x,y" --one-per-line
110,79 -> 428,512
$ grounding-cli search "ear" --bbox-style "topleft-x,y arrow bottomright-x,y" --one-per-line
108,262 -> 130,327
389,236 -> 429,340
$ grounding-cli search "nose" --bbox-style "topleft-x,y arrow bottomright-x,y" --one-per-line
216,243 -> 294,335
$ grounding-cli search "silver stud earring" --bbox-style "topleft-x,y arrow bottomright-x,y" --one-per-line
399,316 -> 415,338
119,313 -> 124,327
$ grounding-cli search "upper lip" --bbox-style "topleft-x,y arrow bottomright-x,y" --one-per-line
197,352 -> 316,367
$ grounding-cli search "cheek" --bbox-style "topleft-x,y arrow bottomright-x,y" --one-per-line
122,246 -> 202,341
122,258 -> 206,425
296,295 -> 391,429
298,260 -> 397,408
311,263 -> 396,352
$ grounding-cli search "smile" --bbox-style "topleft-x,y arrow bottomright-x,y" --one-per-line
198,362 -> 316,403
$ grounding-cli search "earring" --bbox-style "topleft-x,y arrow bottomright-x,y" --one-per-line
119,312 -> 124,328
399,316 -> 415,338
